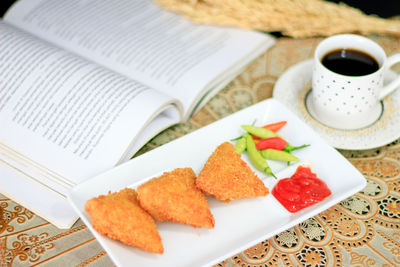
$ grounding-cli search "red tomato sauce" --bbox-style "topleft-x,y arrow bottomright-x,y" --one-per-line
272,166 -> 331,213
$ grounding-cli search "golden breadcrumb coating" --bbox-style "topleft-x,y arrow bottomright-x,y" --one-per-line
85,188 -> 163,254
137,168 -> 215,229
196,142 -> 269,201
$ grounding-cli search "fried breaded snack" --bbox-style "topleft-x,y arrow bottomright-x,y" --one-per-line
196,142 -> 269,201
85,188 -> 163,254
137,168 -> 215,229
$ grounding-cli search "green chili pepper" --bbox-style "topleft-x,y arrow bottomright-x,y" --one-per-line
241,125 -> 278,139
235,134 -> 247,154
245,134 -> 276,178
231,120 -> 259,141
283,144 -> 310,153
260,149 -> 299,162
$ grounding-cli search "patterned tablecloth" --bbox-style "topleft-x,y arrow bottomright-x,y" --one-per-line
1,35 -> 400,267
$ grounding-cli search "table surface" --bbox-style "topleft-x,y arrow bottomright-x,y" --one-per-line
1,35 -> 400,267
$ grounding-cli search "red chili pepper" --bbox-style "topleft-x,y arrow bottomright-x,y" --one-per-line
262,121 -> 287,132
256,136 -> 287,150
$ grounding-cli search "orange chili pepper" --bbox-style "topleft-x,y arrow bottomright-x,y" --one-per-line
252,135 -> 261,144
262,121 -> 287,132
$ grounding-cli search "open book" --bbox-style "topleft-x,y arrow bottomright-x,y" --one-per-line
0,0 -> 275,228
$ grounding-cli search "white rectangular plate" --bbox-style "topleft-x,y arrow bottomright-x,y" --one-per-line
67,99 -> 366,267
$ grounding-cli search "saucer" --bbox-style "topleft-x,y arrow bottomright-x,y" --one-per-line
273,59 -> 400,150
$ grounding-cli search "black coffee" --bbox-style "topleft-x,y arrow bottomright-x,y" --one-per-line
321,49 -> 379,76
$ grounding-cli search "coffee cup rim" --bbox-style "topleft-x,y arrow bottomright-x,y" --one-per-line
314,34 -> 386,77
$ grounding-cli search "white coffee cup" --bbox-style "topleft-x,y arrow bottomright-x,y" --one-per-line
309,34 -> 400,130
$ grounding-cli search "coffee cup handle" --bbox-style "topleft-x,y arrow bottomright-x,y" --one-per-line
379,54 -> 400,100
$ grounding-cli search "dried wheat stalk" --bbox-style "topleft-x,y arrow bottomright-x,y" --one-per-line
155,0 -> 400,38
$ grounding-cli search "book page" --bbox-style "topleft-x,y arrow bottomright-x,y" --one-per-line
0,21 -> 181,191
5,0 -> 274,118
